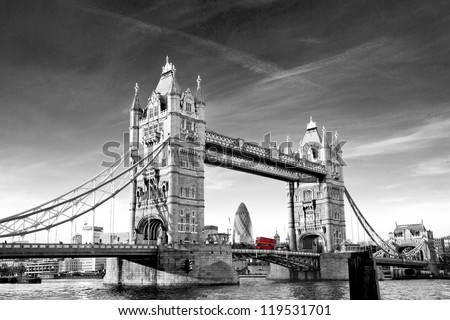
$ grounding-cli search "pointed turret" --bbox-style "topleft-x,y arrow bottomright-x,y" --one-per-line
129,83 -> 141,157
195,75 -> 206,121
283,136 -> 293,155
307,116 -> 317,130
195,75 -> 205,104
130,83 -> 142,112
301,116 -> 322,151
274,229 -> 280,246
322,126 -> 328,147
321,126 -> 330,165
155,56 -> 182,96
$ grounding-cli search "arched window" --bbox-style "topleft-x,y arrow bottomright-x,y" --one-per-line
311,148 -> 318,160
303,190 -> 313,201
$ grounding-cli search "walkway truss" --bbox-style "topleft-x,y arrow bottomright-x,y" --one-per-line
0,141 -> 169,239
344,188 -> 431,261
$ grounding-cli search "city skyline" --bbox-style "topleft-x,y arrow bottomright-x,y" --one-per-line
1,0 -> 449,243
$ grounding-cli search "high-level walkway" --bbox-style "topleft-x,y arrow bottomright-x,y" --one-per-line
205,129 -> 326,182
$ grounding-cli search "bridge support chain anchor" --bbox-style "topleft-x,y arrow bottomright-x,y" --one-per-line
348,250 -> 380,300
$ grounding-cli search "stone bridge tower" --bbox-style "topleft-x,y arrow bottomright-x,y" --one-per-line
129,57 -> 206,245
289,117 -> 346,253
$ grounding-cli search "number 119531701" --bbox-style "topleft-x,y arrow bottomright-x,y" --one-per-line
260,304 -> 331,316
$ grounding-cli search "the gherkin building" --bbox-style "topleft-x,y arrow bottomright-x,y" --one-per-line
232,203 -> 253,245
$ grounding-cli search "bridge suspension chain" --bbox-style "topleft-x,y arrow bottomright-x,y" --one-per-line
344,187 -> 400,258
0,140 -> 169,238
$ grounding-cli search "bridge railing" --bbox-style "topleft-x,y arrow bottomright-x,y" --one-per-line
0,243 -> 157,250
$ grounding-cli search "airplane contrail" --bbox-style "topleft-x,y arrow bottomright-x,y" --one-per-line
72,1 -> 281,75
72,1 -> 387,89
263,37 -> 389,83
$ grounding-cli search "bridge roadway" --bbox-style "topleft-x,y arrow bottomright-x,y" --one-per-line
0,243 -> 158,259
374,257 -> 428,268
0,243 -> 429,270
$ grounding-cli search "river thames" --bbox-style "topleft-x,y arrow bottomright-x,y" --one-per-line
0,278 -> 449,300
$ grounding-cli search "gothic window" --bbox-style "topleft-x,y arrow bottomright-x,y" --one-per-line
309,147 -> 319,161
303,190 -> 313,202
186,120 -> 192,131
149,107 -> 154,118
186,102 -> 192,112
178,209 -> 185,232
179,187 -> 183,197
178,207 -> 197,233
160,100 -> 166,112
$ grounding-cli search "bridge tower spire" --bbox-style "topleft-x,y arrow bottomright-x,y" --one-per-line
130,57 -> 206,246
129,83 -> 142,243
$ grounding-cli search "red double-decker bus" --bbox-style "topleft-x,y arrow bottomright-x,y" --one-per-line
255,237 -> 276,250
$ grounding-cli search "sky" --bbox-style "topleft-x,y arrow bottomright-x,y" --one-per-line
0,0 -> 449,243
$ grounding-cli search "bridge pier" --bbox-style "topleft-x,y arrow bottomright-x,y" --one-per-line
266,263 -> 320,281
104,244 -> 239,286
264,253 -> 351,281
287,182 -> 297,251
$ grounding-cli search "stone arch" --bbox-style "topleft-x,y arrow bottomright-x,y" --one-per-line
136,216 -> 167,243
299,232 -> 326,253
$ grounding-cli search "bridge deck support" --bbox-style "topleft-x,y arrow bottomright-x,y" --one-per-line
265,253 -> 352,281
104,244 -> 239,286
266,263 -> 319,281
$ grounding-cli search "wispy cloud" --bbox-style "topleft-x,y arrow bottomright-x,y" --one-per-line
410,156 -> 450,176
345,116 -> 450,159
378,196 -> 411,204
377,182 -> 410,190
262,37 -> 389,83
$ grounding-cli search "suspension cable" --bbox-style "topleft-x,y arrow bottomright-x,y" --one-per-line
0,140 -> 168,238
344,187 -> 399,257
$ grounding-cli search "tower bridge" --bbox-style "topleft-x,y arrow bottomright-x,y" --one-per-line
0,57 -> 440,285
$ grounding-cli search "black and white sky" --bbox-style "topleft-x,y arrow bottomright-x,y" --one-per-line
1,0 -> 449,241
